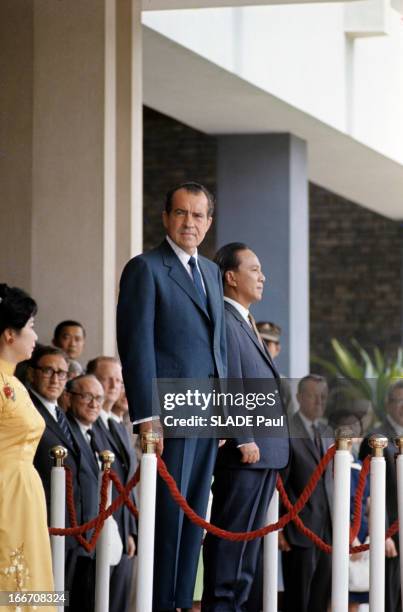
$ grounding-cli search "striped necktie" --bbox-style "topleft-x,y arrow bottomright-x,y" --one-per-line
56,406 -> 74,448
248,313 -> 264,349
188,256 -> 208,310
312,423 -> 323,457
108,418 -> 130,471
87,428 -> 100,461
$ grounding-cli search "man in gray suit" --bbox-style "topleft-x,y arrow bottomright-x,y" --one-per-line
202,242 -> 289,611
280,374 -> 333,612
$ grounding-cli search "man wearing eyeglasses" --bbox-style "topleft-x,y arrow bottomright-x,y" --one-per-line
28,345 -> 81,595
64,374 -> 106,612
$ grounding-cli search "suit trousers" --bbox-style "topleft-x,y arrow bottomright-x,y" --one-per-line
153,437 -> 218,611
282,533 -> 332,612
202,468 -> 277,612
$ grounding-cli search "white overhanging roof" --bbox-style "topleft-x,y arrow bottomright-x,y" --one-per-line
143,26 -> 403,220
143,0 -> 356,8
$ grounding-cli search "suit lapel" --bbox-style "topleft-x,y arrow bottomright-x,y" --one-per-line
224,302 -> 278,377
67,416 -> 99,477
293,412 -> 321,463
198,257 -> 218,325
95,417 -> 122,459
161,240 -> 210,319
30,391 -> 77,455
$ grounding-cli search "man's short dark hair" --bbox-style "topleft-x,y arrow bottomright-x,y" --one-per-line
165,182 -> 215,217
53,320 -> 86,342
214,242 -> 249,285
0,284 -> 37,335
30,345 -> 69,368
297,374 -> 327,394
86,356 -> 120,375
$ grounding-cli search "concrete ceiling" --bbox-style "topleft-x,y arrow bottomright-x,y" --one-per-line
142,0 -> 353,8
143,26 -> 403,220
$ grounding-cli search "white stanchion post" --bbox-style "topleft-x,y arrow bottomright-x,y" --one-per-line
95,450 -> 115,612
263,488 -> 279,612
395,437 -> 403,611
135,433 -> 158,612
369,435 -> 388,612
50,446 -> 67,612
331,433 -> 352,612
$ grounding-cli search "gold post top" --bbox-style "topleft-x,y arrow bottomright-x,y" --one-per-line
368,435 -> 388,457
335,427 -> 353,451
140,431 -> 160,454
50,445 -> 68,467
99,450 -> 115,471
395,437 -> 403,454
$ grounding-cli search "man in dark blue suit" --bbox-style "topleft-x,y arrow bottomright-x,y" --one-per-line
202,242 -> 289,612
29,345 -> 82,595
64,374 -> 105,612
117,182 -> 227,612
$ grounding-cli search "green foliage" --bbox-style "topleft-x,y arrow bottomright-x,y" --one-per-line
312,339 -> 403,420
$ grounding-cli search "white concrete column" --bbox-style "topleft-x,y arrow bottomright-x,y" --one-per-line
0,1 -> 33,290
25,0 -> 143,359
116,0 -> 143,279
216,134 -> 309,377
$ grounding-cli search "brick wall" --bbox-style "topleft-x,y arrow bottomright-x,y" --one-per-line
143,106 -> 217,258
310,183 -> 403,362
143,107 -> 403,361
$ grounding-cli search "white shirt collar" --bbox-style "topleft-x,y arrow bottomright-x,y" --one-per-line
387,414 -> 403,437
298,410 -> 321,440
30,388 -> 58,422
74,416 -> 92,437
165,235 -> 207,293
224,296 -> 250,325
166,235 -> 198,268
99,408 -> 111,429
109,411 -> 122,424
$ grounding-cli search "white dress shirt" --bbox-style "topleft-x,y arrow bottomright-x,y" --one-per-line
30,388 -> 58,422
166,235 -> 206,292
223,296 -> 250,325
298,410 -> 322,442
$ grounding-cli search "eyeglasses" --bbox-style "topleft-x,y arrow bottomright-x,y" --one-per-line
69,391 -> 104,405
34,366 -> 68,381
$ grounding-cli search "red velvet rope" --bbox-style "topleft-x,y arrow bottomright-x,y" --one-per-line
49,466 -> 140,552
155,445 -> 336,542
49,448 -> 399,556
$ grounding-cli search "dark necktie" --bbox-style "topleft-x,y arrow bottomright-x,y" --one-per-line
248,313 -> 264,349
108,418 -> 130,471
56,406 -> 74,448
188,256 -> 208,310
312,423 -> 323,457
87,428 -> 100,461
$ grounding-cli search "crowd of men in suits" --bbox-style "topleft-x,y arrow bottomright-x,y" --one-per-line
18,181 -> 403,612
17,326 -> 138,612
